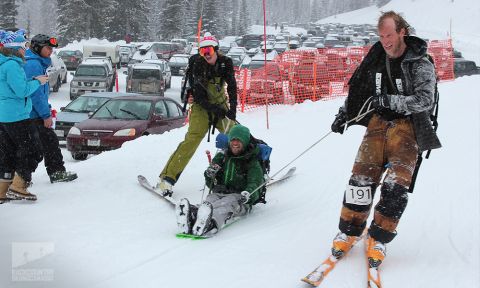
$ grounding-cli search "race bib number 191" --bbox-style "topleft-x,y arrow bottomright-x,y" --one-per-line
345,185 -> 373,205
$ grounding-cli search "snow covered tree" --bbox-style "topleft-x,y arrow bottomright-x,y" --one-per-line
238,0 -> 249,35
202,0 -> 219,36
158,0 -> 183,40
1,0 -> 19,29
107,0 -> 149,41
310,0 -> 320,23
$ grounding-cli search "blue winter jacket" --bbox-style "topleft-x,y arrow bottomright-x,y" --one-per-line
0,53 -> 41,123
24,49 -> 52,120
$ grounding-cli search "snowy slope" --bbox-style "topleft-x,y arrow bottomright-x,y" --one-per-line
1,72 -> 478,287
317,0 -> 480,64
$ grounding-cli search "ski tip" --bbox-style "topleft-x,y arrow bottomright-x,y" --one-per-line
175,233 -> 209,240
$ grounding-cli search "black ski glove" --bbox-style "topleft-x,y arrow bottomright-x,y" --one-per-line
205,163 -> 222,179
331,108 -> 347,134
226,108 -> 236,121
371,94 -> 391,110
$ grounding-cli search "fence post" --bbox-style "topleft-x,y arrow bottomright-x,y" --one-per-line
241,68 -> 247,112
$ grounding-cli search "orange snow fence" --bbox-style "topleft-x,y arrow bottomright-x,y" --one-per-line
235,39 -> 454,112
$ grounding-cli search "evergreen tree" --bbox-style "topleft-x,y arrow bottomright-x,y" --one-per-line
1,0 -> 19,29
231,0 -> 239,36
238,0 -> 249,35
310,0 -> 320,23
184,0 -> 200,37
158,0 -> 183,40
202,0 -> 218,36
107,0 -> 149,41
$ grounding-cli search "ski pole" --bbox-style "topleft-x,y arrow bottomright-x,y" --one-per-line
201,150 -> 212,201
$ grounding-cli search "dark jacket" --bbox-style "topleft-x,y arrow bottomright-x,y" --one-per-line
344,36 -> 441,152
188,53 -> 237,115
205,125 -> 264,205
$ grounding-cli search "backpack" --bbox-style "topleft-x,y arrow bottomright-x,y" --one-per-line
425,54 -> 440,159
215,133 -> 272,205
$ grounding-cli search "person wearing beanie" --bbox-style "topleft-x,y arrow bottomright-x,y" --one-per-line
0,30 -> 49,203
23,34 -> 77,184
175,125 -> 265,237
156,32 -> 238,197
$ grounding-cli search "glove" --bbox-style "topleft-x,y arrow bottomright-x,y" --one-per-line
205,164 -> 221,179
211,106 -> 226,118
331,108 -> 347,134
240,191 -> 250,204
226,108 -> 236,121
371,94 -> 391,110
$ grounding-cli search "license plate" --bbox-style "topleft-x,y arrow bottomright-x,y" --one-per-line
87,139 -> 100,146
54,130 -> 64,137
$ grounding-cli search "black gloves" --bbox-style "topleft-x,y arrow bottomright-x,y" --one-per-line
331,108 -> 347,134
205,164 -> 222,179
371,94 -> 390,110
226,108 -> 236,121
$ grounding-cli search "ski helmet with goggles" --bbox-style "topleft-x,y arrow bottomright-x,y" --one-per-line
199,32 -> 218,48
30,34 -> 58,55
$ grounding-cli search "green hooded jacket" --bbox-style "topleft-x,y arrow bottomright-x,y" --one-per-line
205,125 -> 264,205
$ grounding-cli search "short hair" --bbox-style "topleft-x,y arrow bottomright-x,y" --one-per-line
378,11 -> 411,36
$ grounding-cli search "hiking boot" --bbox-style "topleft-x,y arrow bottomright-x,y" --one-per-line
365,235 -> 387,268
6,174 -> 37,201
0,181 -> 13,204
49,171 -> 78,183
192,201 -> 216,236
331,232 -> 361,259
176,198 -> 195,234
155,177 -> 174,197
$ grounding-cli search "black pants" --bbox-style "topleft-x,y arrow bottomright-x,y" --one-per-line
0,119 -> 42,182
32,120 -> 66,176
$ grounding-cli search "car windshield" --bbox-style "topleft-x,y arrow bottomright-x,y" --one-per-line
63,96 -> 110,113
132,69 -> 161,79
231,56 -> 243,66
75,65 -> 106,77
169,57 -> 188,64
58,51 -> 76,56
154,44 -> 173,52
93,100 -> 152,120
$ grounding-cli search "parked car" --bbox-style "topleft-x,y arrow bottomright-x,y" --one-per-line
128,49 -> 158,69
144,42 -> 177,60
57,50 -> 83,70
124,63 -> 164,96
70,62 -> 115,100
48,53 -> 68,92
82,57 -> 117,90
168,55 -> 189,76
83,44 -> 121,68
119,44 -> 137,66
55,92 -> 122,141
142,59 -> 172,90
454,58 -> 480,78
66,95 -> 186,160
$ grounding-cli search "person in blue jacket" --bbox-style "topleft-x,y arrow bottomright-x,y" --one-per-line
0,30 -> 49,203
24,34 -> 77,184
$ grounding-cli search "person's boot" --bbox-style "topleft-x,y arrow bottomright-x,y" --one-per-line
365,234 -> 387,268
192,201 -> 215,236
154,177 -> 174,197
331,231 -> 361,259
49,170 -> 78,183
0,181 -> 12,204
176,198 -> 195,234
6,174 -> 37,201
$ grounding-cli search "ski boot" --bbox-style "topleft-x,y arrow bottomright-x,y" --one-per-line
192,201 -> 216,236
49,170 -> 78,183
176,198 -> 197,234
365,234 -> 386,268
155,177 -> 174,197
331,231 -> 361,259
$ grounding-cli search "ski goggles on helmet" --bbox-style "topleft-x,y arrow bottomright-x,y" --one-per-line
48,37 -> 58,46
199,46 -> 215,57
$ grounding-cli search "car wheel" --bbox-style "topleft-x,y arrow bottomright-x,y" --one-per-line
72,152 -> 88,161
53,78 -> 60,92
62,73 -> 67,83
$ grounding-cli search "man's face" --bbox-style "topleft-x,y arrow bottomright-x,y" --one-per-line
40,45 -> 53,58
378,17 -> 406,58
229,139 -> 244,155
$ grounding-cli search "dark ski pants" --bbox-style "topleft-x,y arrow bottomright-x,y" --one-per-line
338,115 -> 418,243
32,119 -> 66,176
0,119 -> 42,183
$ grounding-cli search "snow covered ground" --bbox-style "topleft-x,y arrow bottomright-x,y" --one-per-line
1,1 -> 479,286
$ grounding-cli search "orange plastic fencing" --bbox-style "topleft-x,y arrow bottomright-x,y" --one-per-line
235,39 -> 454,112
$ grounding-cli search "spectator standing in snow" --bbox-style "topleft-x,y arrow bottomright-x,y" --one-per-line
175,125 -> 264,236
155,32 -> 237,197
0,30 -> 49,203
24,34 -> 77,184
327,10 -> 441,277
